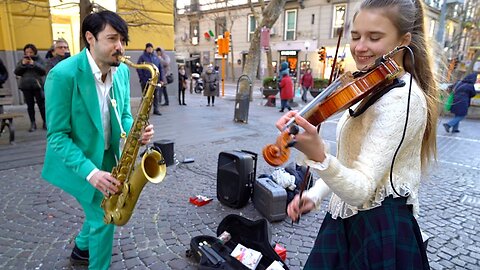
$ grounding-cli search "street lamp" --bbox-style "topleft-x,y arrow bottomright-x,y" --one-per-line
304,40 -> 310,61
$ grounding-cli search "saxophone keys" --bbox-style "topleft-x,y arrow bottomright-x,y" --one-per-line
112,211 -> 121,223
123,183 -> 130,193
118,192 -> 127,208
103,214 -> 113,224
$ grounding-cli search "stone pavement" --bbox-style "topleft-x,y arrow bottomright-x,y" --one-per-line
0,83 -> 479,269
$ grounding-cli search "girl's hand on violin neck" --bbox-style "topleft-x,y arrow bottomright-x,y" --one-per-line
275,111 -> 299,131
276,111 -> 327,163
287,194 -> 315,222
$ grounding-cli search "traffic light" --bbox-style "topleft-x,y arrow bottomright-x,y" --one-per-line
318,47 -> 326,62
222,31 -> 230,55
217,37 -> 225,55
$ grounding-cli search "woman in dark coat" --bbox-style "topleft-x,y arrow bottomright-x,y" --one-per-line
202,64 -> 219,106
14,43 -> 47,132
443,72 -> 478,133
178,65 -> 188,105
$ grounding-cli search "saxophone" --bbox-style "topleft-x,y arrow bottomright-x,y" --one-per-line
101,55 -> 167,226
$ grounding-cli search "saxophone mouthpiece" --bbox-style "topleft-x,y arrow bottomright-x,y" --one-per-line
113,50 -> 130,63
112,50 -> 122,57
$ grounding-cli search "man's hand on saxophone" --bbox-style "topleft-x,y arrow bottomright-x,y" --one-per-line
89,171 -> 121,197
140,124 -> 154,145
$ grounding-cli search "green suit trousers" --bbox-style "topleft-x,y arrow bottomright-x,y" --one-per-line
75,148 -> 117,270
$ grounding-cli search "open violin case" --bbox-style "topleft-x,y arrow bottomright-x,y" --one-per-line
186,214 -> 289,270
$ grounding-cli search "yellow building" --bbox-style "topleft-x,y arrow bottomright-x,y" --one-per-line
0,0 -> 174,104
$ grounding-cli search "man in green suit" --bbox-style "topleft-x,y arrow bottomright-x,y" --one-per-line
42,11 -> 154,269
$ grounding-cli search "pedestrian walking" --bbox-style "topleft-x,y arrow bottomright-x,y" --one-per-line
278,61 -> 289,80
14,43 -> 47,131
202,64 -> 218,106
277,0 -> 437,268
156,47 -> 171,106
178,65 -> 188,105
42,11 -> 154,269
137,43 -> 163,115
443,72 -> 478,133
279,66 -> 294,112
300,68 -> 313,103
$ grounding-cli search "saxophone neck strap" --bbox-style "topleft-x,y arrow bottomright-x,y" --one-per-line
108,87 -> 125,131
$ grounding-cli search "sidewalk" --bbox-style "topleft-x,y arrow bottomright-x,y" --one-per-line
0,88 -> 318,270
1,86 -> 480,269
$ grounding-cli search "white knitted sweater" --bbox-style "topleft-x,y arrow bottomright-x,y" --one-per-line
303,73 -> 427,219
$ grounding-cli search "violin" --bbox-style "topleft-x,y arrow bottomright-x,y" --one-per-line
263,54 -> 403,167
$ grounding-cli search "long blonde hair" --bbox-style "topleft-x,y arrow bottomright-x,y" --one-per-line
358,0 -> 439,171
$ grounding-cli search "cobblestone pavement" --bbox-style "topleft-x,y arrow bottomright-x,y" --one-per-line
0,84 -> 479,269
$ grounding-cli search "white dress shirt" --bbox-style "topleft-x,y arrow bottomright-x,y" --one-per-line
85,49 -> 118,181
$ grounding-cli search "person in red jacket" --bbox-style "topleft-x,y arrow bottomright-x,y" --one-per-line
279,72 -> 294,112
300,68 -> 313,103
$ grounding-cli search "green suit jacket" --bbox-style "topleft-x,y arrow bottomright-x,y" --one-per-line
42,48 -> 133,204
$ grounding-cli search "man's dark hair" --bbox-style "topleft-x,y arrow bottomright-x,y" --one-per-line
23,43 -> 38,55
81,10 -> 129,49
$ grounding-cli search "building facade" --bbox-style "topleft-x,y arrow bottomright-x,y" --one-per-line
0,0 -> 175,104
175,0 -> 474,83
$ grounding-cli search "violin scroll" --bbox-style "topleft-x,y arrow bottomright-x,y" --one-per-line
262,130 -> 292,167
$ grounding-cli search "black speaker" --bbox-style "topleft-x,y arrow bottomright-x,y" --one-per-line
153,140 -> 174,166
217,150 -> 257,208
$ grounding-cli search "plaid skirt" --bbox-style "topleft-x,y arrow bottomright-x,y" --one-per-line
304,196 -> 429,270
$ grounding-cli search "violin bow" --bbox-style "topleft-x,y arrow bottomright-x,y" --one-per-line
293,27 -> 343,224
293,166 -> 310,224
328,27 -> 343,84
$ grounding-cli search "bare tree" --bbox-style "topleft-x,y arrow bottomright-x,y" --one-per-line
442,0 -> 480,78
464,7 -> 480,74
202,0 -> 243,81
225,0 -> 242,81
238,0 -> 287,95
248,0 -> 274,78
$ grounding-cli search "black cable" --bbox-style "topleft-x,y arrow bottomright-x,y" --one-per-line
389,46 -> 414,198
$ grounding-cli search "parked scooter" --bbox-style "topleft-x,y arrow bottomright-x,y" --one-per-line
191,73 -> 204,93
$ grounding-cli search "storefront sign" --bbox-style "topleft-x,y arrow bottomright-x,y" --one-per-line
280,50 -> 298,56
